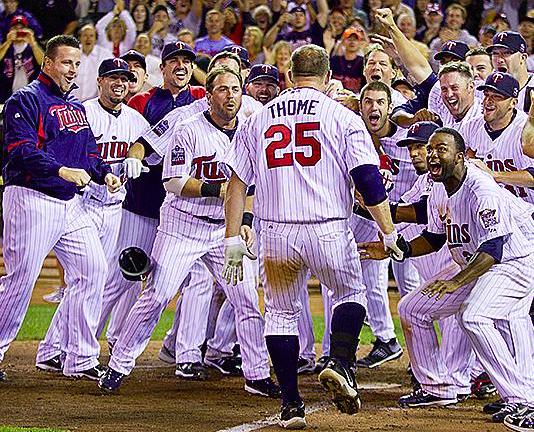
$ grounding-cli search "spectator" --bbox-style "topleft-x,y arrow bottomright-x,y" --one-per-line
96,0 -> 136,57
72,23 -> 113,102
415,3 -> 442,46
518,12 -> 534,72
147,5 -> 177,57
381,0 -> 415,21
465,46 -> 493,81
478,25 -> 497,47
268,40 -> 291,89
251,5 -> 272,34
133,33 -> 163,88
242,26 -> 265,65
429,4 -> 477,71
329,27 -> 365,93
0,15 -> 43,103
223,6 -> 244,45
121,48 -> 150,99
132,3 -> 150,35
323,8 -> 349,54
397,13 -> 429,59
264,2 -> 328,50
443,0 -> 483,37
23,0 -> 77,40
177,28 -> 195,47
364,0 -> 383,33
169,0 -> 202,38
195,9 -> 234,57
413,0 -> 429,29
491,12 -> 511,33
0,0 -> 42,42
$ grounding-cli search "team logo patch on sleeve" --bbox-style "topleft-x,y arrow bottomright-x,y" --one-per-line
171,145 -> 186,166
153,120 -> 169,137
479,209 -> 498,229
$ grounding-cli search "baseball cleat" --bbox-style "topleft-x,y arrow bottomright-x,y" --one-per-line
314,356 -> 329,374
457,393 -> 471,403
36,355 -> 63,373
484,399 -> 506,414
504,407 -> 534,432
398,389 -> 457,408
279,400 -> 306,429
175,362 -> 208,380
42,286 -> 66,304
99,367 -> 126,393
493,403 -> 527,423
319,358 -> 361,414
471,372 -> 497,399
0,370 -> 6,382
297,357 -> 316,375
204,357 -> 243,376
158,345 -> 175,364
244,377 -> 281,398
356,338 -> 402,369
64,364 -> 105,381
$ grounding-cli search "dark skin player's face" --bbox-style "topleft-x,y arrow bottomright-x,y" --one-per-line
407,142 -> 428,175
426,132 -> 463,183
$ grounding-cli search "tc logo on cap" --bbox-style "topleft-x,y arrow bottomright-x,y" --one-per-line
445,41 -> 456,50
261,65 -> 273,73
113,58 -> 127,68
492,72 -> 504,83
409,123 -> 420,135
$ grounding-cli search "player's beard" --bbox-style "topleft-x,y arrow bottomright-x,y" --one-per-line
213,100 -> 241,123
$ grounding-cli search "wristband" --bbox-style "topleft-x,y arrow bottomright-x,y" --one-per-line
242,212 -> 254,228
200,182 -> 222,197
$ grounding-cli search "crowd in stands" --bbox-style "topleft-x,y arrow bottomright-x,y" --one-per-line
0,0 -> 532,103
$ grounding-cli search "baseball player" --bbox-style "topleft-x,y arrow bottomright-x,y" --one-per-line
465,47 -> 493,82
99,66 -> 279,399
121,50 -> 149,102
35,58 -> 150,372
0,35 -> 120,381
223,44 -> 402,429
245,64 -> 280,105
96,42 -> 208,353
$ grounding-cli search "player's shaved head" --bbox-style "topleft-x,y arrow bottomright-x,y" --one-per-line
45,35 -> 80,60
290,44 -> 329,79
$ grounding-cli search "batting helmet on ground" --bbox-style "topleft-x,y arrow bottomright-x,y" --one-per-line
118,247 -> 152,281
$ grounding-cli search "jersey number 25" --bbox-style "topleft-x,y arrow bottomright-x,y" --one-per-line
264,122 -> 321,169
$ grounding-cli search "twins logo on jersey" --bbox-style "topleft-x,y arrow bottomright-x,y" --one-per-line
484,157 -> 528,198
442,214 -> 472,247
49,105 -> 90,133
192,153 -> 226,183
98,141 -> 129,162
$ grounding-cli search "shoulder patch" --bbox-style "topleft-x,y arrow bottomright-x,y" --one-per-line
152,119 -> 169,137
479,208 -> 498,229
171,145 -> 186,166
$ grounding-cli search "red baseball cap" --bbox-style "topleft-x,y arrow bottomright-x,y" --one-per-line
10,15 -> 29,28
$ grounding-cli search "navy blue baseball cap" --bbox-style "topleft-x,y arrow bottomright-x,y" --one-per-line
487,31 -> 527,54
477,71 -> 519,98
223,45 -> 250,68
98,58 -> 136,80
434,40 -> 469,61
161,41 -> 196,62
397,121 -> 440,147
121,50 -> 147,71
247,64 -> 279,84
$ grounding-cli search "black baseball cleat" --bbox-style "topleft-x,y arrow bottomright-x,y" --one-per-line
204,357 -> 243,376
245,377 -> 281,398
504,406 -> 534,431
356,338 -> 403,369
493,403 -> 526,423
297,357 -> 316,375
36,355 -> 63,373
319,358 -> 361,414
175,362 -> 208,380
64,364 -> 105,381
0,370 -> 6,381
314,355 -> 329,374
398,388 -> 457,408
471,372 -> 497,399
279,400 -> 306,430
484,399 -> 506,414
98,367 -> 126,393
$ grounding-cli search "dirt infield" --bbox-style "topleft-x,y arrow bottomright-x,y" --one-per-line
0,342 -> 505,432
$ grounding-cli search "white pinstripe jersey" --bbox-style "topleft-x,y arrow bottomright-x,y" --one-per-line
143,94 -> 262,163
162,111 -> 232,219
379,126 -> 418,202
427,165 -> 534,268
460,110 -> 534,204
440,97 -> 483,127
428,79 -> 484,124
226,87 -> 380,223
391,89 -> 408,108
83,98 -> 150,203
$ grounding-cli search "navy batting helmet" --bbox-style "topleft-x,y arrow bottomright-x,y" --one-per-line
118,247 -> 152,281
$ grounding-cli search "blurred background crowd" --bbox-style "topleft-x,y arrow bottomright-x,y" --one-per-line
0,0 -> 532,104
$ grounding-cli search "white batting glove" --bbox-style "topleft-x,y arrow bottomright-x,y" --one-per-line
382,230 -> 404,261
123,158 -> 150,179
223,236 -> 257,286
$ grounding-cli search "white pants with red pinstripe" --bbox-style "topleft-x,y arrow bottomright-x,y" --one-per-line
398,257 -> 534,403
109,210 -> 270,380
0,186 -> 107,373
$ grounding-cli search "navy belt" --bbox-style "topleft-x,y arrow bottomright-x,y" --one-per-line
194,214 -> 225,224
76,190 -> 119,207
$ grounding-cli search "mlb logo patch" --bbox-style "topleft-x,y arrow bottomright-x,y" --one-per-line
153,120 -> 169,137
479,208 -> 498,229
171,145 -> 185,166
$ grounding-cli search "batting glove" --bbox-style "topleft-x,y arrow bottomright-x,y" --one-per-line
382,230 -> 405,261
223,236 -> 257,286
123,158 -> 150,179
